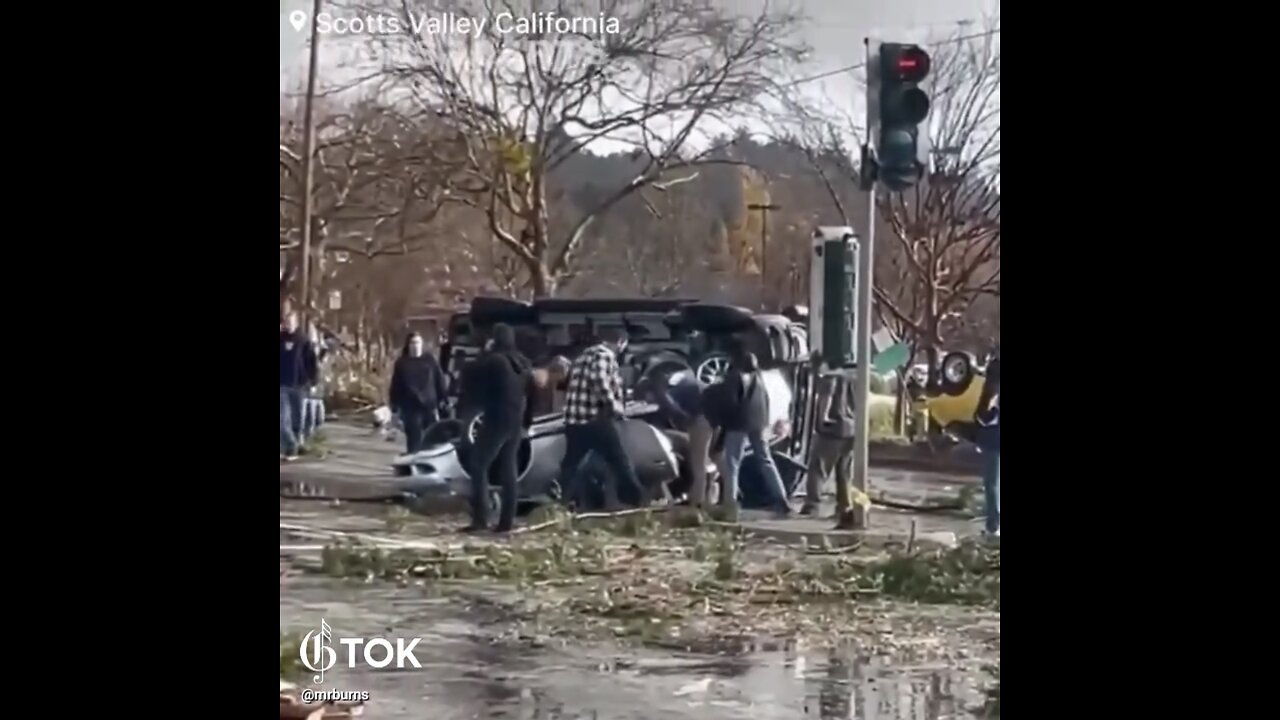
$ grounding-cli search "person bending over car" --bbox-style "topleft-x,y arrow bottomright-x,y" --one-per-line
459,323 -> 537,534
717,342 -> 793,518
559,327 -> 645,510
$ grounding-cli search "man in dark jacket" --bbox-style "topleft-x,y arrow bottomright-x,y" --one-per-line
715,342 -> 791,517
280,310 -> 318,461
458,323 -> 537,533
389,332 -> 450,455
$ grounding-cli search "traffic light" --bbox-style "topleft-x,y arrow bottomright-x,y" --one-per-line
870,42 -> 931,191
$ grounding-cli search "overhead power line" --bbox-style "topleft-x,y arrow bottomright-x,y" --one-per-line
783,28 -> 1002,88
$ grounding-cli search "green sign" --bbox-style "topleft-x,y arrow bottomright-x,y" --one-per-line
872,343 -> 910,375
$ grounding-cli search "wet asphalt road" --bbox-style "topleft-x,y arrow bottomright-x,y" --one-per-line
283,576 -> 995,720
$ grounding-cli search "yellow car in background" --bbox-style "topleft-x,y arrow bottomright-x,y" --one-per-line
912,352 -> 992,444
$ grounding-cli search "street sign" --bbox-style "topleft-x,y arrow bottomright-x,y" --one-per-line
872,342 -> 911,375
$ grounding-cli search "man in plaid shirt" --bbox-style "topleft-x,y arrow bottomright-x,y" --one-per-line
558,327 -> 645,509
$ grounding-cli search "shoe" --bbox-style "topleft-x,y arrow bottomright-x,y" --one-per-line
282,454 -> 300,463
459,524 -> 487,534
774,504 -> 794,519
799,504 -> 820,517
493,524 -> 514,534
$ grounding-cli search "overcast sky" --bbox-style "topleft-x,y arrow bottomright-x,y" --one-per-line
280,0 -> 998,148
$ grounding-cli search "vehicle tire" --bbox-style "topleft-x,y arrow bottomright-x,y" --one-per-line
680,303 -> 755,332
694,352 -> 732,385
487,487 -> 503,518
939,351 -> 977,396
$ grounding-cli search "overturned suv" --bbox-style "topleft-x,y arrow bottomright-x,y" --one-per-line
392,302 -> 811,517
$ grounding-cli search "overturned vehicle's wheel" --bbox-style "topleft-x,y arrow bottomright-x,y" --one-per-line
939,351 -> 977,396
695,353 -> 731,384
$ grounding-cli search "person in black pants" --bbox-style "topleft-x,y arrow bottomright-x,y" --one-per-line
558,327 -> 645,510
459,323 -> 537,533
389,332 -> 449,454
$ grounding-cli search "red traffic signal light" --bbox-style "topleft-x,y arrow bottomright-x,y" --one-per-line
882,44 -> 931,83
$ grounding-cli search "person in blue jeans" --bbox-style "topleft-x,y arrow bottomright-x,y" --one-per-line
301,324 -> 330,440
280,310 -> 319,460
975,355 -> 1000,537
715,343 -> 791,518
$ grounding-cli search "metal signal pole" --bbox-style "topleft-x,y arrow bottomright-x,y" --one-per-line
850,38 -> 878,529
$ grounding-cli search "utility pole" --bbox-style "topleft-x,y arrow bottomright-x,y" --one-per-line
747,202 -> 780,309
298,0 -> 323,325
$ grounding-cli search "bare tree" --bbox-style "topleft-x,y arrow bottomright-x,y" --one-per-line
772,23 -> 1000,359
769,22 -> 999,432
875,24 -> 1000,362
279,98 -> 472,311
594,183 -> 718,297
365,0 -> 808,296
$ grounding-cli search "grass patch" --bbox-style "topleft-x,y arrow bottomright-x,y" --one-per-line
299,430 -> 329,458
289,510 -> 998,652
280,631 -> 306,679
309,517 -> 998,606
869,540 -> 1000,605
869,403 -> 897,438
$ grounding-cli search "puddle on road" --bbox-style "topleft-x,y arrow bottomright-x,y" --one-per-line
283,577 -> 990,720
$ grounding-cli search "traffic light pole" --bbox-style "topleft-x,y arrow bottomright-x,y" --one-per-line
850,37 -> 877,529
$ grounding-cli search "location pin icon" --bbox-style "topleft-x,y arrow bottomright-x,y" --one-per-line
289,10 -> 308,32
